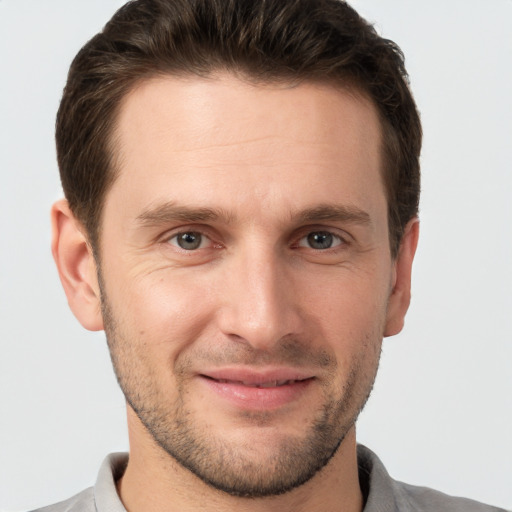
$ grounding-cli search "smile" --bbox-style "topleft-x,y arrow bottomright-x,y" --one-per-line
198,371 -> 315,410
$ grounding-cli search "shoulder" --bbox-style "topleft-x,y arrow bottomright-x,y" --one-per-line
392,480 -> 509,512
29,487 -> 95,512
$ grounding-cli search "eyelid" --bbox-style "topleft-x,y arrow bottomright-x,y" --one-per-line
159,223 -> 209,239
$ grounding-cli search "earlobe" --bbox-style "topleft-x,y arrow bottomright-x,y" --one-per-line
51,199 -> 104,331
384,218 -> 420,337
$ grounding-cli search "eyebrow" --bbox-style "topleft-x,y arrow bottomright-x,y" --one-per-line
135,201 -> 371,228
136,201 -> 234,227
295,204 -> 371,226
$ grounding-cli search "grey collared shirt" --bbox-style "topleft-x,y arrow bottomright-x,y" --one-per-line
32,445 -> 508,512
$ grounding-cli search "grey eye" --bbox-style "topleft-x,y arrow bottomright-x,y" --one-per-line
170,232 -> 205,250
299,231 -> 342,250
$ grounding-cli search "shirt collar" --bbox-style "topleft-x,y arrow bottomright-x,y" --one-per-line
94,452 -> 128,512
358,444 -> 399,511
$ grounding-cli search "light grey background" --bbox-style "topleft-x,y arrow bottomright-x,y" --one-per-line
1,1 -> 511,510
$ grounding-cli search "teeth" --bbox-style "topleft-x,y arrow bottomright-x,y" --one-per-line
214,378 -> 300,387
239,379 -> 294,387
257,380 -> 278,388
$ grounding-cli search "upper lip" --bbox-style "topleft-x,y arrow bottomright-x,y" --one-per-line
199,367 -> 315,386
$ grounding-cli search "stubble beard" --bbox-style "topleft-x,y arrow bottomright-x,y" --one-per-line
100,286 -> 381,498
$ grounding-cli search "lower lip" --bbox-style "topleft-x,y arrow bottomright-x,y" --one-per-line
199,376 -> 313,410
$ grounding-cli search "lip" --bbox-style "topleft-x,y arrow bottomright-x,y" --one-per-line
198,367 -> 315,410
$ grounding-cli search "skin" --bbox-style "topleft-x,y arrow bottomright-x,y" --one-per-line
52,74 -> 419,512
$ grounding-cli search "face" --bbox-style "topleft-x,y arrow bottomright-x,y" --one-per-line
96,75 -> 402,497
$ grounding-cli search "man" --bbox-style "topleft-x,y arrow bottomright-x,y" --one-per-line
35,0 -> 506,511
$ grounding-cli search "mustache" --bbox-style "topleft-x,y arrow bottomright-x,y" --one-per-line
177,335 -> 337,371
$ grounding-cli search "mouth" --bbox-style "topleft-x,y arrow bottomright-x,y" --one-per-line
198,370 -> 315,410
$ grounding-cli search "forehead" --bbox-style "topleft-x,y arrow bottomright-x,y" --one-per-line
114,74 -> 380,159
106,73 -> 385,226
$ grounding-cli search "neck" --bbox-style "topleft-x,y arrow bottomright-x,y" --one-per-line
117,410 -> 363,512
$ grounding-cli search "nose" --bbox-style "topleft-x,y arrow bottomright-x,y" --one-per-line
216,245 -> 303,351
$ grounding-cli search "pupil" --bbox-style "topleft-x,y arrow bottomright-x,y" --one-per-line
308,232 -> 333,249
178,232 -> 201,250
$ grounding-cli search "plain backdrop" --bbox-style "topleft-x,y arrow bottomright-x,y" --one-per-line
1,1 -> 511,510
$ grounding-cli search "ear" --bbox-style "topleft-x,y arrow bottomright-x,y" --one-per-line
51,199 -> 104,331
384,218 -> 420,337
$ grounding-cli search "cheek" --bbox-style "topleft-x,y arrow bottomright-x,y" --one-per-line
107,269 -> 218,351
300,266 -> 391,331
296,266 -> 389,382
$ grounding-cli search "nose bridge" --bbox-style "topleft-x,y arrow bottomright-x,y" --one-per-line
218,240 -> 300,348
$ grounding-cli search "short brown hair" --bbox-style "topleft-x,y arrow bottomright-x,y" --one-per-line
56,0 -> 421,257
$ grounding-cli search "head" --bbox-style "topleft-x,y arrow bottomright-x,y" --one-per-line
52,0 -> 421,501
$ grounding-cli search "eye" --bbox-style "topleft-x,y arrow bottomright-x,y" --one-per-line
298,231 -> 343,250
168,231 -> 209,250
